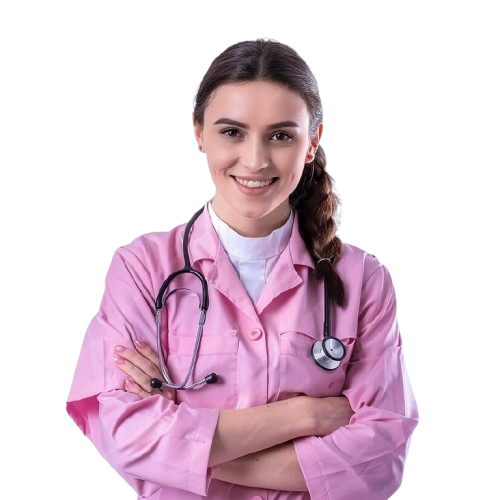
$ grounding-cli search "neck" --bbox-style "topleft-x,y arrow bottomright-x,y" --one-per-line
211,199 -> 291,237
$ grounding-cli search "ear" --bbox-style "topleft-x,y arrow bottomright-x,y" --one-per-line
193,114 -> 204,152
305,123 -> 323,163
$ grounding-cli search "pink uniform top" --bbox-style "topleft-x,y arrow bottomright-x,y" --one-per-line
67,205 -> 418,499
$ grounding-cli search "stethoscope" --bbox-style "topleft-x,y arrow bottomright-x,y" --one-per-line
150,207 -> 346,391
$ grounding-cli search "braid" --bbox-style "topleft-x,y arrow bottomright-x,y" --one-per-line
290,145 -> 346,307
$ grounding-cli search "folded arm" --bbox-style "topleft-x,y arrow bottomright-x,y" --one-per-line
115,340 -> 353,490
212,441 -> 308,491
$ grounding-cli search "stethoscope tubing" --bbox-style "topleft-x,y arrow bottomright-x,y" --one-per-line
151,206 -> 347,390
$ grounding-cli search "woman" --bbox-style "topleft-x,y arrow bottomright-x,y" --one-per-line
67,39 -> 418,499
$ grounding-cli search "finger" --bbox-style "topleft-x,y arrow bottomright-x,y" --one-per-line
124,378 -> 151,399
114,353 -> 154,393
114,345 -> 163,382
125,378 -> 175,401
133,339 -> 162,369
114,345 -> 176,401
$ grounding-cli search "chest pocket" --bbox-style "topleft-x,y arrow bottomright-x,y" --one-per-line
279,329 -> 356,399
166,330 -> 239,409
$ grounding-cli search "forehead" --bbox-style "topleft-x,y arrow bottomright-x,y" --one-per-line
205,81 -> 309,125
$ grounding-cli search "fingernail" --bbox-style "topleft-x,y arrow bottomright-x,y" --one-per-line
114,345 -> 125,352
125,378 -> 136,387
114,354 -> 125,364
134,339 -> 146,348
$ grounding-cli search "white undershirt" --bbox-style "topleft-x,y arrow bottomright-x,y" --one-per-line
208,203 -> 294,305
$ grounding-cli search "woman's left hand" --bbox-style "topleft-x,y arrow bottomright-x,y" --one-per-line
114,340 -> 175,401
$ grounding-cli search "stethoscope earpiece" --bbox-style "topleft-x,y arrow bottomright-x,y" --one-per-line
205,373 -> 218,384
150,378 -> 163,390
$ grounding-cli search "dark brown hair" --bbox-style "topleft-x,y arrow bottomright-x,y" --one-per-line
194,39 -> 346,307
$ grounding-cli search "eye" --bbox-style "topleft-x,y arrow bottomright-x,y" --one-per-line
270,131 -> 293,141
221,128 -> 242,138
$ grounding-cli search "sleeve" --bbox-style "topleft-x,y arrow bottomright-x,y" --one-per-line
293,265 -> 419,500
66,247 -> 220,498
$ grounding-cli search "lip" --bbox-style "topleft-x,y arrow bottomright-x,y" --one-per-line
231,175 -> 278,196
231,175 -> 276,182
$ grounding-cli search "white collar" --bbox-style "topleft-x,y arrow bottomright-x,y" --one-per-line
208,202 -> 294,260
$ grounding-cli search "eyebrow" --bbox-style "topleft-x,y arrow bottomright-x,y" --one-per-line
213,118 -> 300,130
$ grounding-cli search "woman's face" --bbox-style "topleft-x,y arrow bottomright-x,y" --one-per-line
194,81 -> 321,237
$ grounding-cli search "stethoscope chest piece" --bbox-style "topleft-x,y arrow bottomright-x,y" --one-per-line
311,336 -> 346,371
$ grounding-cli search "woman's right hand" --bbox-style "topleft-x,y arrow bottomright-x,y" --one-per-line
114,340 -> 176,401
297,395 -> 354,437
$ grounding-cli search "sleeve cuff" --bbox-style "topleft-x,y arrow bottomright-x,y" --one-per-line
294,436 -> 328,499
185,404 -> 220,496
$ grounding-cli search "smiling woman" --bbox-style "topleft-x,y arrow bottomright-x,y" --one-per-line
197,81 -> 316,237
67,39 -> 418,500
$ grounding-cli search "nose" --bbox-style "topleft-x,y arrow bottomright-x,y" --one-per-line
240,137 -> 270,172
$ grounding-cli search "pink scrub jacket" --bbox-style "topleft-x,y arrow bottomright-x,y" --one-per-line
67,205 -> 418,499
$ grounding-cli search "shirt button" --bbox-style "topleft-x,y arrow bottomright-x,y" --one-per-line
248,328 -> 262,340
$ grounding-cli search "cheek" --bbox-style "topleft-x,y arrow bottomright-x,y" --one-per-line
283,166 -> 307,197
289,169 -> 305,192
206,138 -> 238,166
279,153 -> 306,185
277,141 -> 308,166
206,150 -> 233,176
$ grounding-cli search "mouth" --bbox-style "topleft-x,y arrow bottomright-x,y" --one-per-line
231,176 -> 278,188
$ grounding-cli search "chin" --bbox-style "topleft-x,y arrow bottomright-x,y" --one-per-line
234,206 -> 272,220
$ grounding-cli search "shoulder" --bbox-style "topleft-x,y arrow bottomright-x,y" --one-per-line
338,242 -> 389,284
110,223 -> 188,280
120,226 -> 185,258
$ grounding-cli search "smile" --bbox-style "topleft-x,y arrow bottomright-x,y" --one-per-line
233,176 -> 276,188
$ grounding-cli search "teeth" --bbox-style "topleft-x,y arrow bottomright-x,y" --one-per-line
235,177 -> 274,188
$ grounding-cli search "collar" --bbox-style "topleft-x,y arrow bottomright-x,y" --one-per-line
188,202 -> 315,270
207,202 -> 294,260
